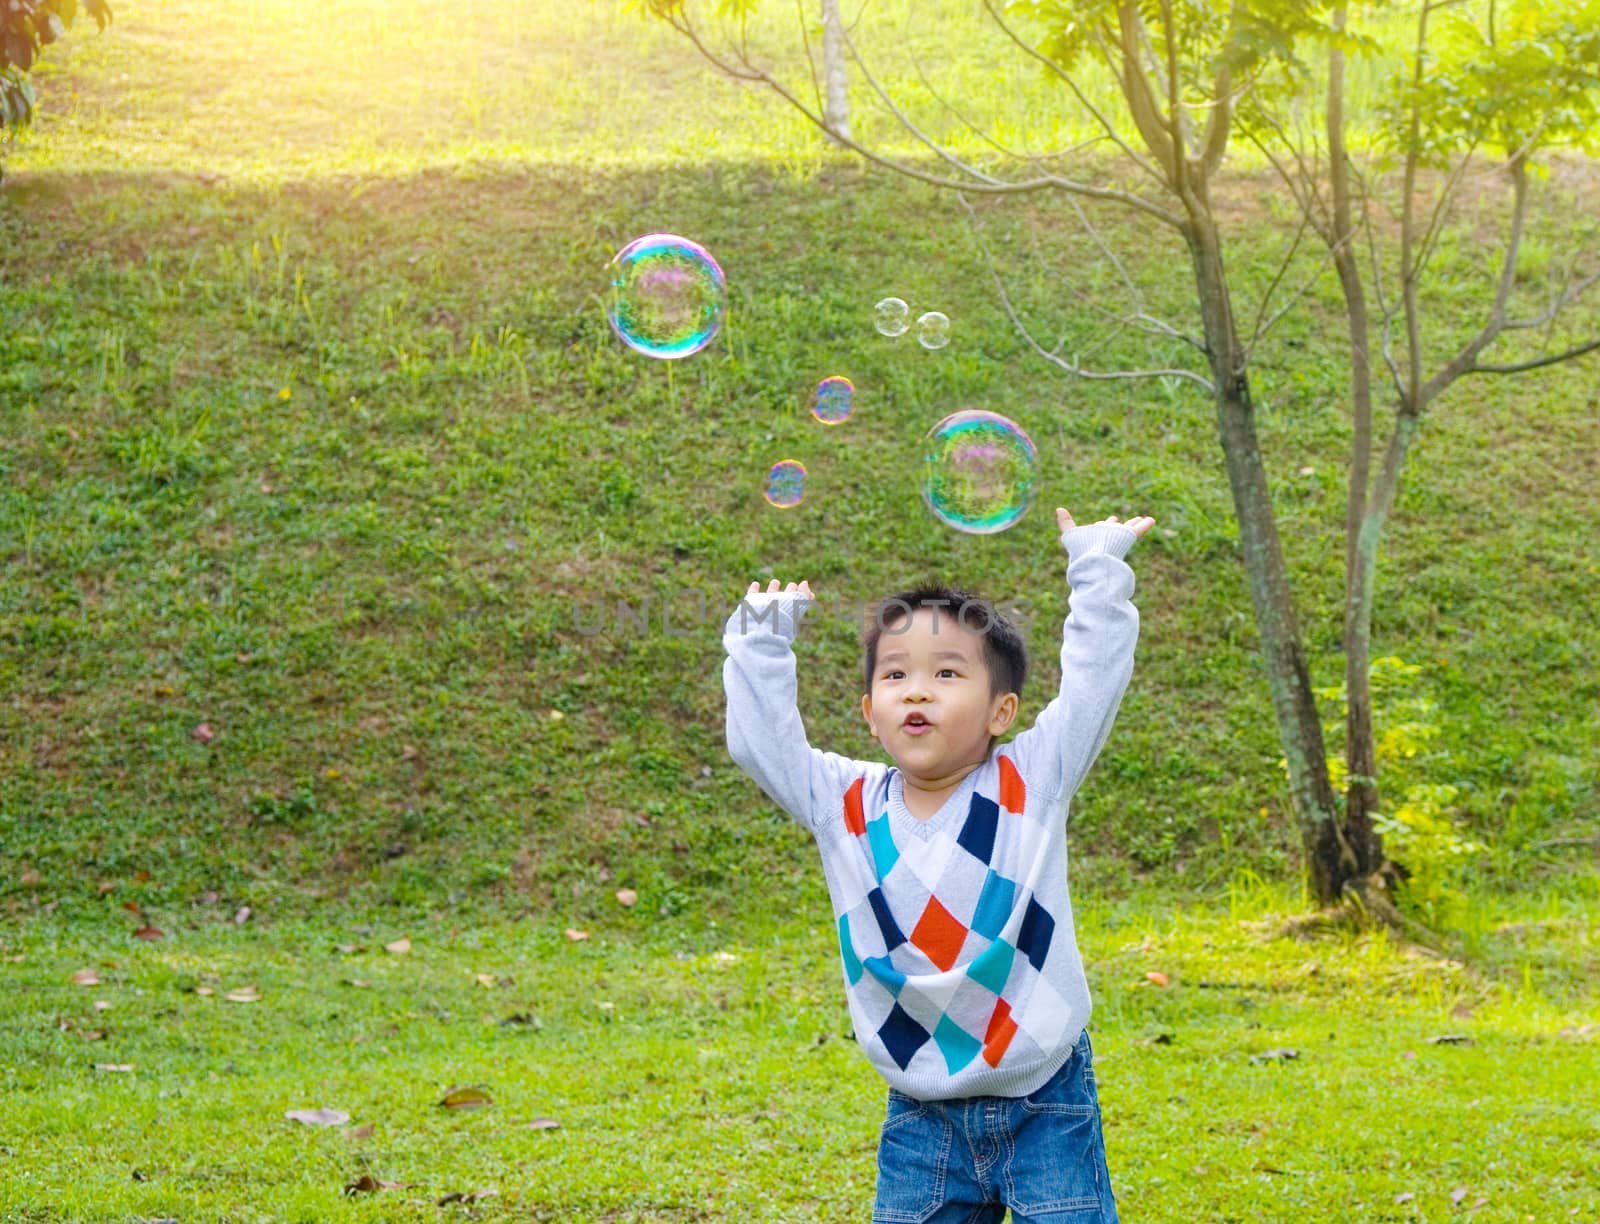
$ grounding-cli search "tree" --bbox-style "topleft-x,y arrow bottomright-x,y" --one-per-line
1,0 -> 114,159
644,0 -> 1600,915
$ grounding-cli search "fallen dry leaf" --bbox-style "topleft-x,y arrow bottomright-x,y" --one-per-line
438,1189 -> 499,1204
195,986 -> 215,997
345,1123 -> 376,1141
191,722 -> 216,743
72,969 -> 100,986
234,906 -> 251,925
94,1063 -> 134,1073
1427,1034 -> 1472,1045
563,928 -> 590,942
1145,971 -> 1170,987
93,1001 -> 111,1012
1394,1191 -> 1415,1204
516,1118 -> 561,1130
132,925 -> 165,941
615,888 -> 638,908
343,1175 -> 410,1195
474,973 -> 497,988
286,1108 -> 350,1127
78,1030 -> 106,1042
439,1086 -> 493,1110
19,869 -> 41,887
1451,1187 -> 1469,1205
345,978 -> 371,988
97,882 -> 117,896
334,943 -> 365,954
1249,1048 -> 1299,1064
384,937 -> 412,955
224,986 -> 260,1003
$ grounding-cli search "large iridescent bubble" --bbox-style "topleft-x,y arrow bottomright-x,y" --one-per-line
606,234 -> 727,359
920,410 -> 1039,534
765,460 -> 807,509
812,376 -> 855,425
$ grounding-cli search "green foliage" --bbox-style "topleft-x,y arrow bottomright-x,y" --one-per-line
1375,0 -> 1600,165
1316,657 -> 1486,929
0,0 -> 112,133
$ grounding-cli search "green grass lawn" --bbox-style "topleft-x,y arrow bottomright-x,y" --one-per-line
1,0 -> 1597,1219
4,882 -> 1598,1221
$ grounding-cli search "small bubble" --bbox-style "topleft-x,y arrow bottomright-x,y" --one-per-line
916,311 -> 950,350
764,460 -> 807,509
874,297 -> 910,338
812,376 -> 855,426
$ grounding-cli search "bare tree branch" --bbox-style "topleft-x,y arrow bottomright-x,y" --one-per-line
978,0 -> 1169,189
1463,336 -> 1600,374
662,6 -> 1186,228
1417,154 -> 1530,405
959,193 -> 1215,390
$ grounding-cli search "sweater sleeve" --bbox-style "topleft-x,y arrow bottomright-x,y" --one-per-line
721,591 -> 860,837
1006,522 -> 1141,804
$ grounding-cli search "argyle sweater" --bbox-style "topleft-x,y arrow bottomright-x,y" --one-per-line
722,522 -> 1140,1101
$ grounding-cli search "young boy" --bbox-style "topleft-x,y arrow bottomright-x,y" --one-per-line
721,507 -> 1151,1223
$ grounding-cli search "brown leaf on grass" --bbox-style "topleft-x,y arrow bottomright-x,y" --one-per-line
1394,1191 -> 1415,1203
234,906 -> 252,925
94,1063 -> 135,1072
3,954 -> 24,964
1427,1034 -> 1473,1045
439,1086 -> 493,1109
286,1108 -> 350,1127
615,888 -> 638,908
72,969 -> 100,986
224,986 -> 260,1003
345,1123 -> 375,1140
133,925 -> 165,941
384,937 -> 412,955
343,1175 -> 410,1195
123,901 -> 142,915
1248,1049 -> 1300,1064
563,928 -> 589,942
191,722 -> 216,743
335,943 -> 366,954
1450,1187 -> 1469,1205
344,979 -> 371,988
474,974 -> 497,988
133,870 -> 151,883
93,1001 -> 111,1012
97,881 -> 117,896
438,1189 -> 499,1204
79,1030 -> 106,1042
19,869 -> 41,887
1145,971 -> 1170,987
195,986 -> 215,997
515,1118 -> 561,1130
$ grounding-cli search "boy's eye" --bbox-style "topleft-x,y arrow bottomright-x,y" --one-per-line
885,670 -> 905,680
937,669 -> 957,678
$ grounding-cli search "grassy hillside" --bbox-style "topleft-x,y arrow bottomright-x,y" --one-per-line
2,0 -> 1596,934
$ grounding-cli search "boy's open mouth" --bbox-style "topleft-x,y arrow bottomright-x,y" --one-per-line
902,713 -> 932,735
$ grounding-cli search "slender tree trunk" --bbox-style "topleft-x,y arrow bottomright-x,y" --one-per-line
1328,5 -> 1387,886
820,0 -> 851,142
1183,205 -> 1350,904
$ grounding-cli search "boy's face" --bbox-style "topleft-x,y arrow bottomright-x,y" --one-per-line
862,608 -> 1019,785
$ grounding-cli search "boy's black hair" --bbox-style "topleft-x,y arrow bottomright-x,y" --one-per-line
862,585 -> 1028,698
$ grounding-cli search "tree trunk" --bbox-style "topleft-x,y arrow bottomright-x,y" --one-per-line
1327,5 -> 1388,886
820,0 -> 851,142
1183,207 -> 1351,904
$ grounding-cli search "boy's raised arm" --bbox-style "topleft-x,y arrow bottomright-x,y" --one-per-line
1009,511 -> 1147,804
721,581 -> 853,836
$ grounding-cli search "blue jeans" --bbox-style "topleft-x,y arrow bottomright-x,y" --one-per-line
872,1030 -> 1119,1224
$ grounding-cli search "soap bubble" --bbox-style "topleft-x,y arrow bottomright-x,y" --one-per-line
765,460 -> 807,509
606,234 -> 727,359
916,311 -> 951,350
921,410 -> 1038,534
874,297 -> 910,337
812,376 -> 855,426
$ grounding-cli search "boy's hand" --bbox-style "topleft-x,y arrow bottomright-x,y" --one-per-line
1057,507 -> 1155,538
746,579 -> 815,599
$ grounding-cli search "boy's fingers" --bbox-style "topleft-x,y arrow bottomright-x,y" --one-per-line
1056,507 -> 1075,532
